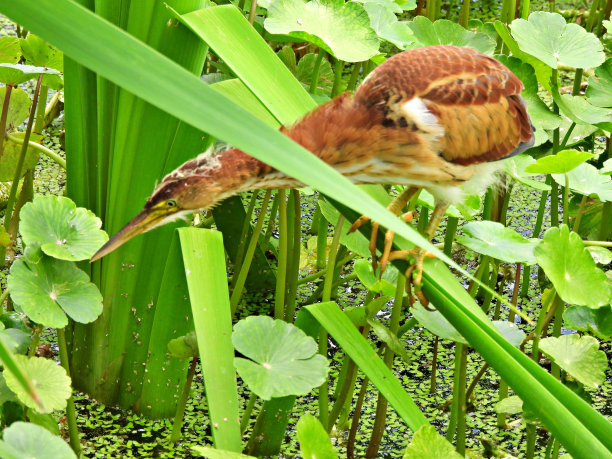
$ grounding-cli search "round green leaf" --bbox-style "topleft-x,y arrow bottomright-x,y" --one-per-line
0,422 -> 76,459
411,303 -> 468,344
534,225 -> 612,308
0,132 -> 42,182
510,12 -> 604,69
296,53 -> 334,95
0,87 -> 31,131
232,316 -> 328,400
8,257 -> 103,328
0,323 -> 31,355
368,318 -> 410,362
539,334 -> 607,388
191,447 -> 255,459
558,94 -> 612,131
0,63 -> 59,85
587,246 -> 612,265
0,37 -> 21,64
456,221 -> 539,264
564,305 -> 612,340
525,149 -> 593,175
362,0 -> 414,49
265,0 -> 380,62
167,331 -> 198,358
551,163 -> 612,202
494,395 -> 523,415
403,425 -> 463,459
407,17 -> 496,54
504,155 -> 552,192
20,35 -> 52,67
491,321 -> 525,347
353,258 -> 399,296
297,414 -> 338,459
4,355 -> 72,413
586,58 -> 612,108
19,196 -> 108,261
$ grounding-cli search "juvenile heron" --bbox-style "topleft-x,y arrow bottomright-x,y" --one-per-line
91,45 -> 534,298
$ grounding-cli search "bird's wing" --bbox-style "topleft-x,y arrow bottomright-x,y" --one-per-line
354,45 -> 534,166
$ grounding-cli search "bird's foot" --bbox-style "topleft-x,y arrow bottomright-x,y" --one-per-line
386,248 -> 436,309
348,211 -> 415,274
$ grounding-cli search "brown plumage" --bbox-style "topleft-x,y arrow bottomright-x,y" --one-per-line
91,45 -> 534,262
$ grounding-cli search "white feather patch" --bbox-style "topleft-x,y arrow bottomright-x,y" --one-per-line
401,98 -> 443,136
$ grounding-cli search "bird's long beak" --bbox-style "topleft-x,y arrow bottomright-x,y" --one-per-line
90,208 -> 162,262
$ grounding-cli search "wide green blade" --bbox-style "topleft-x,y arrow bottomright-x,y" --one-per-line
179,228 -> 241,451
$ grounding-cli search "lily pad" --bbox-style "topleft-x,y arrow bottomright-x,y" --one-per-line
539,334 -> 607,388
407,17 -> 495,54
265,0 -> 380,62
587,246 -> 612,265
0,422 -> 76,459
0,36 -> 21,64
534,225 -> 612,308
552,163 -> 612,202
297,414 -> 338,458
602,159 -> 612,175
0,132 -> 42,182
0,322 -> 31,355
20,34 -> 64,90
402,425 -> 463,459
0,86 -> 31,131
361,0 -> 414,49
8,256 -> 104,329
318,197 -> 371,258
412,303 -> 468,344
586,58 -> 612,108
296,53 -> 334,95
19,196 -> 108,261
368,318 -> 410,362
504,155 -> 551,192
564,305 -> 612,340
354,258 -> 400,296
555,93 -> 612,132
510,12 -> 604,69
494,395 -> 523,415
4,354 -> 72,413
167,331 -> 198,358
525,149 -> 593,175
0,63 -> 59,85
456,221 -> 539,264
492,321 -> 525,347
232,316 -> 328,400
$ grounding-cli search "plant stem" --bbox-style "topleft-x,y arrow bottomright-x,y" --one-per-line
446,343 -> 467,454
443,217 -> 458,256
230,191 -> 260,289
322,215 -> 344,303
6,132 -> 66,168
284,190 -> 302,321
0,288 -> 9,307
309,49 -> 325,95
572,195 -> 588,232
248,0 -> 258,25
429,336 -> 439,394
346,62 -> 362,91
170,356 -> 198,442
366,275 -> 406,457
240,393 -> 258,435
27,325 -> 43,358
562,173 -> 570,226
465,363 -> 489,402
521,178 -> 550,297
0,84 -> 14,162
347,376 -> 369,459
550,180 -> 559,227
57,328 -> 82,455
275,190 -> 288,320
331,58 -> 343,98
230,190 -> 272,314
598,202 -> 611,240
458,0 -> 471,28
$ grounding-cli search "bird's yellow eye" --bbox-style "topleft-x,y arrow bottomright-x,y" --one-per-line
167,199 -> 177,208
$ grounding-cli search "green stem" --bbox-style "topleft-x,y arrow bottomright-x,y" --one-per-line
366,275 -> 406,457
559,122 -> 576,150
275,190 -> 288,320
230,191 -> 260,289
248,0 -> 258,25
521,178 -> 550,297
57,328 -> 81,455
458,0 -> 471,28
309,49 -> 325,95
429,336 -> 439,394
526,422 -> 537,459
583,239 -> 612,247
562,173 -> 570,227
346,376 -> 369,459
284,190 -> 302,322
240,393 -> 258,435
2,76 -> 43,268
262,192 -> 279,243
346,62 -> 362,91
322,215 -> 344,303
443,217 -> 458,256
550,297 -> 563,380
170,356 -> 198,442
0,84 -> 14,162
230,190 -> 272,314
6,132 -> 66,169
27,326 -> 43,358
465,363 -> 489,402
550,180 -> 559,227
297,254 -> 356,286
497,380 -> 509,427
0,288 -> 9,307
316,205 -> 328,270
34,86 -> 48,133
572,194 -> 588,232
331,59 -> 343,98
598,202 -> 611,240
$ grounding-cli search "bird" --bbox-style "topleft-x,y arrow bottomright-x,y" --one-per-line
91,45 -> 534,301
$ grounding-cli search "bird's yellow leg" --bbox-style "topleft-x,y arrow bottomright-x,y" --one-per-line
384,202 -> 450,307
348,186 -> 419,272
